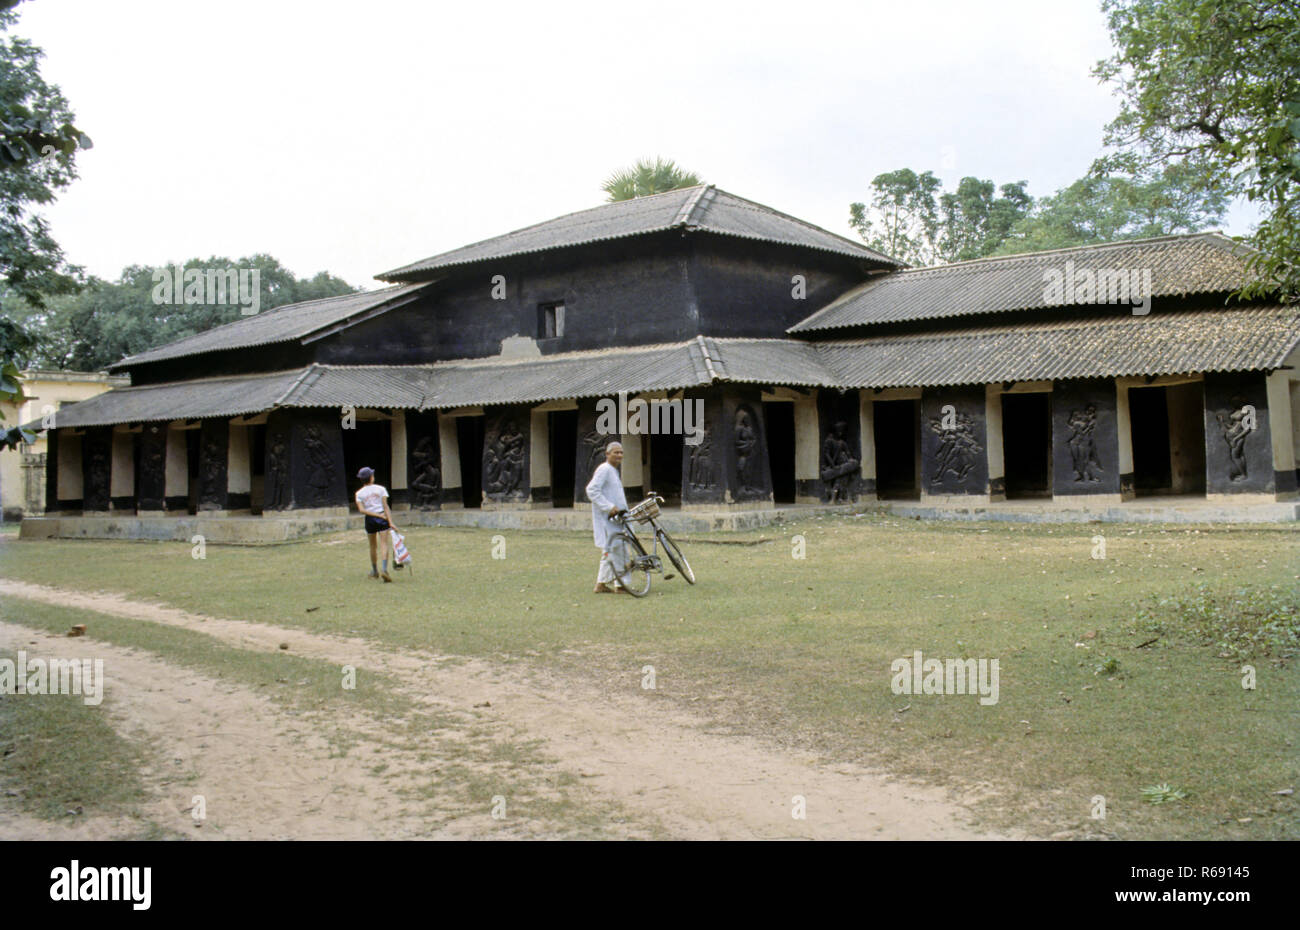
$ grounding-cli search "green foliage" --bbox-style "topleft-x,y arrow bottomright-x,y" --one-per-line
994,162 -> 1229,255
0,315 -> 33,448
1094,656 -> 1122,677
850,170 -> 1031,264
7,255 -> 358,371
1132,582 -> 1300,662
602,157 -> 703,202
1095,0 -> 1300,299
0,5 -> 91,307
1141,783 -> 1189,804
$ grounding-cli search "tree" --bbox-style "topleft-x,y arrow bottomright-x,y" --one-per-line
937,177 -> 1032,262
1094,0 -> 1300,298
849,170 -> 1031,265
848,168 -> 941,265
9,255 -> 358,371
994,162 -> 1229,255
602,157 -> 703,202
0,2 -> 91,307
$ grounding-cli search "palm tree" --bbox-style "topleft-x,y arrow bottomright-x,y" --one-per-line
601,158 -> 704,202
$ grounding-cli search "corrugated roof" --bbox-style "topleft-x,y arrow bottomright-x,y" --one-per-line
789,233 -> 1258,332
38,307 -> 1300,429
808,306 -> 1300,387
378,186 -> 897,280
109,283 -> 432,370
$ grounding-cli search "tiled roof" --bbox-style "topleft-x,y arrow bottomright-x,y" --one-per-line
378,185 -> 897,280
108,284 -> 432,370
39,307 -> 1300,429
789,233 -> 1258,332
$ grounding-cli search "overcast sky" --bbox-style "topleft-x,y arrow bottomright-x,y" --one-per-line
15,0 -> 1256,289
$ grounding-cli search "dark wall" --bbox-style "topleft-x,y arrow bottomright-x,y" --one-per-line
575,398 -> 619,504
482,405 -> 529,503
689,237 -> 868,338
1052,380 -> 1120,495
136,424 -> 167,510
316,234 -> 698,366
817,389 -> 863,501
405,411 -> 442,510
263,409 -> 348,510
126,342 -> 314,386
81,427 -> 112,512
1203,371 -> 1274,494
197,419 -> 229,511
681,388 -> 726,505
921,387 -> 988,495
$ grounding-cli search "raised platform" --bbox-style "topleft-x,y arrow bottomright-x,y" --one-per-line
16,495 -> 1298,544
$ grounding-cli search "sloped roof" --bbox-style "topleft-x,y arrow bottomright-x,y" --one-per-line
378,185 -> 898,280
38,306 -> 1300,429
108,283 -> 433,370
789,233 -> 1258,333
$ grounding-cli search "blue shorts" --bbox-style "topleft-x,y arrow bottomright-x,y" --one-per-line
364,515 -> 390,534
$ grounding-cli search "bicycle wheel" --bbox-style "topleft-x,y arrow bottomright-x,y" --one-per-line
657,528 -> 696,584
610,532 -> 652,597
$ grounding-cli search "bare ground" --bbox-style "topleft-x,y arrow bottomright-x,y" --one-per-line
0,579 -> 1010,840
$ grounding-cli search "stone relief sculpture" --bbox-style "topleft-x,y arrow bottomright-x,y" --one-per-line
84,435 -> 111,508
733,407 -> 761,496
302,425 -> 336,506
410,435 -> 442,507
820,420 -> 860,502
1066,405 -> 1103,482
199,434 -> 225,508
928,411 -> 982,485
484,418 -> 525,495
687,428 -> 715,490
266,430 -> 288,509
1215,404 -> 1252,481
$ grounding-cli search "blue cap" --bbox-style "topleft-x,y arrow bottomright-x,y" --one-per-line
357,467 -> 374,480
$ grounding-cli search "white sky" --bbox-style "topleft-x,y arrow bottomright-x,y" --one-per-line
15,0 -> 1257,289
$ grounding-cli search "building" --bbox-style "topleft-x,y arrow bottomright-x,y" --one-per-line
1,369 -> 129,521
22,186 -> 1300,535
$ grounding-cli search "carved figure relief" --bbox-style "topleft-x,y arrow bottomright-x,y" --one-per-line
484,418 -> 525,495
266,430 -> 289,509
198,434 -> 225,508
140,428 -> 165,497
928,411 -> 982,485
1066,404 -> 1103,482
302,425 -> 336,506
84,434 -> 111,508
410,435 -> 442,506
687,428 -> 715,490
733,407 -> 761,496
1215,402 -> 1252,481
820,420 -> 860,502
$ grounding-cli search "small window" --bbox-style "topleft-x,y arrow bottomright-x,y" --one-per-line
539,302 -> 565,339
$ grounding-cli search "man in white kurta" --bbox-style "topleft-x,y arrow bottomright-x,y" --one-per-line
585,441 -> 629,593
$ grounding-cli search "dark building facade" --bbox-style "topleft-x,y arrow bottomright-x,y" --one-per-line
30,186 -> 1300,526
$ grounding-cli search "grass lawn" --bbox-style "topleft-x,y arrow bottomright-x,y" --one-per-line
2,512 -> 1296,838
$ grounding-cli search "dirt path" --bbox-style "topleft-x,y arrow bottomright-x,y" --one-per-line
0,579 -> 1008,839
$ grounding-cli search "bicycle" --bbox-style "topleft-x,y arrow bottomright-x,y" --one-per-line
608,492 -> 696,597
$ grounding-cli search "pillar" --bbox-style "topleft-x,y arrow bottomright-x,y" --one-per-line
437,413 -> 462,509
482,405 -> 530,509
1204,371 -> 1275,496
1052,379 -> 1122,502
197,419 -> 230,512
405,410 -> 442,510
984,386 -> 1005,501
136,423 -> 167,512
816,389 -> 862,503
1116,382 -> 1135,500
58,430 -> 83,511
576,397 -> 619,506
44,427 -> 59,513
529,407 -> 551,505
1265,371 -> 1297,498
390,412 -> 409,509
81,426 -> 112,513
225,422 -> 250,511
920,386 -> 988,500
856,390 -> 877,501
164,426 -> 188,513
620,428 -> 643,501
110,430 -> 135,511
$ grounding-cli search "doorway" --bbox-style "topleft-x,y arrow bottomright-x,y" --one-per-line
549,409 -> 577,507
1129,384 -> 1205,496
873,399 -> 919,499
457,415 -> 485,508
342,419 -> 391,505
1001,392 -> 1052,499
764,401 -> 796,504
648,432 -> 683,506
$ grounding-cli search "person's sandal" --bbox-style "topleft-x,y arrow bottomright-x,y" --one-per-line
381,571 -> 392,583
